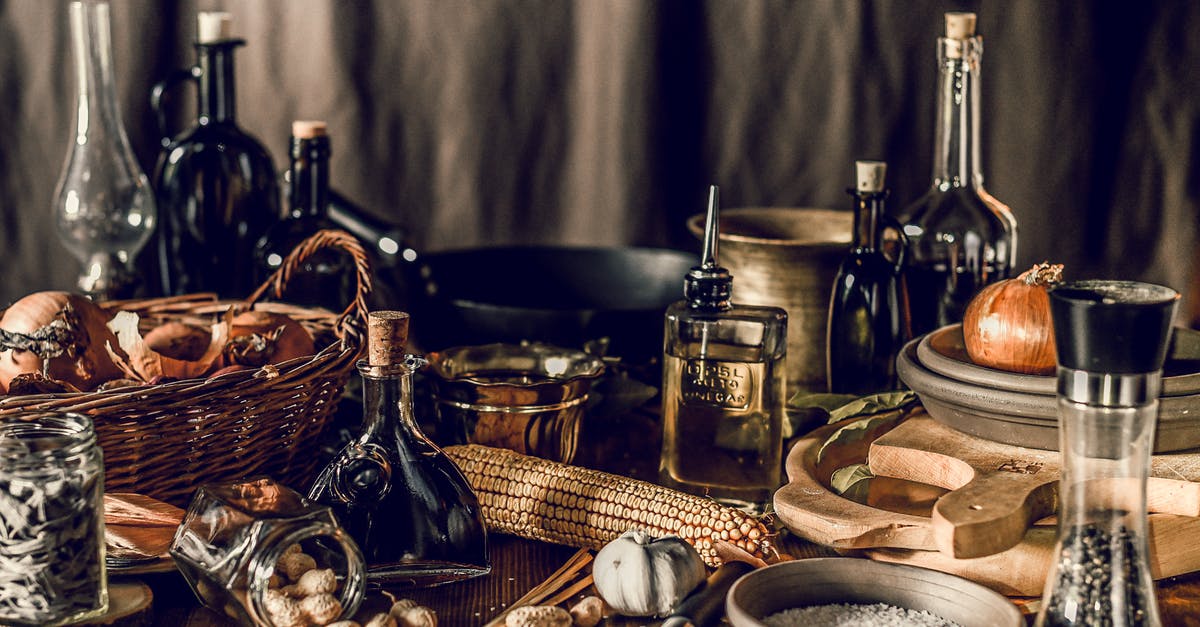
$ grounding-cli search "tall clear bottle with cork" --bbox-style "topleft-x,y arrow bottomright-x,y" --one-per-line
826,161 -> 910,394
659,186 -> 788,513
308,311 -> 490,587
151,11 -> 279,298
895,11 -> 1017,337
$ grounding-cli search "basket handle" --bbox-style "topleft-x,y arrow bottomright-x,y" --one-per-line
245,229 -> 372,336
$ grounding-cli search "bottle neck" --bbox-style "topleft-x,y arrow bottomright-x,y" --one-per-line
290,135 -> 331,219
851,190 -> 887,252
195,41 -> 243,124
68,1 -> 125,146
930,36 -> 984,190
358,360 -> 420,435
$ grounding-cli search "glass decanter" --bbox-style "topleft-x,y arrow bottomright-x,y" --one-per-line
826,161 -> 910,394
308,311 -> 490,587
659,186 -> 788,513
150,11 -> 280,298
895,12 -> 1017,337
53,0 -> 156,301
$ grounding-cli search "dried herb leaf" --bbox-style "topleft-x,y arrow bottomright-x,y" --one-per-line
830,463 -> 874,504
826,391 -> 917,424
788,392 -> 858,412
816,411 -> 908,467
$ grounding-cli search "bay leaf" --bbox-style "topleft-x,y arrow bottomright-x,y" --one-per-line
826,390 -> 917,424
830,463 -> 874,504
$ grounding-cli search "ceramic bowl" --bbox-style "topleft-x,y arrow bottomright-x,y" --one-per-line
898,338 -> 1200,452
725,558 -> 1022,627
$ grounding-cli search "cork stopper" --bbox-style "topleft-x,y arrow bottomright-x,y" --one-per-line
855,160 -> 887,193
292,120 -> 328,140
197,12 -> 233,44
944,12 -> 977,40
367,311 -> 410,367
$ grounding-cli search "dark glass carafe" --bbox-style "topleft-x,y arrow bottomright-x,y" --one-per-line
254,122 -> 354,312
308,311 -> 490,587
150,12 -> 279,298
827,161 -> 910,394
894,12 -> 1017,337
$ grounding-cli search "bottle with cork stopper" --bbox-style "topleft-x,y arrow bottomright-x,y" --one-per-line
893,11 -> 1018,337
307,311 -> 491,586
253,120 -> 355,312
826,160 -> 910,394
149,10 -> 280,298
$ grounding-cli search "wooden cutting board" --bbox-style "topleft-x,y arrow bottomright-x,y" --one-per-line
773,410 -> 1200,596
870,415 -> 1200,558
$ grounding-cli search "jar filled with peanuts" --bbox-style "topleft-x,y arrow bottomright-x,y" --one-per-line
170,477 -> 365,626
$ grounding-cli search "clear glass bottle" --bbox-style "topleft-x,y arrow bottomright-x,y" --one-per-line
660,186 -> 787,513
170,477 -> 366,626
1036,280 -> 1179,627
254,121 -> 354,312
827,161 -> 910,395
54,0 -> 157,301
895,12 -> 1017,337
0,412 -> 107,626
308,311 -> 490,587
150,11 -> 281,299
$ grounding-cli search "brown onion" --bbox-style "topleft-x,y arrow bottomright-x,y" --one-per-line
962,262 -> 1063,375
0,291 -> 123,392
226,311 -> 315,367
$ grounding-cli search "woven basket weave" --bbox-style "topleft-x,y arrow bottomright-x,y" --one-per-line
0,230 -> 372,506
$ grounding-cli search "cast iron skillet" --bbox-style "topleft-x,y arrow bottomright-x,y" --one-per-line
404,246 -> 695,362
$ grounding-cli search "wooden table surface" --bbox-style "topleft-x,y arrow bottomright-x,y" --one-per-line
91,387 -> 1200,626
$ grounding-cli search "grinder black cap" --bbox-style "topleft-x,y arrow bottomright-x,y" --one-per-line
1049,280 -> 1179,374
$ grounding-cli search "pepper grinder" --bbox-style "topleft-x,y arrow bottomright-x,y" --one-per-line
1036,280 -> 1179,626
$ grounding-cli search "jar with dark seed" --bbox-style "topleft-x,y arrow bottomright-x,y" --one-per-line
0,411 -> 107,626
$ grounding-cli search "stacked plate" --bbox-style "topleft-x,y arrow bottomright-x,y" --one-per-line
897,324 -> 1200,453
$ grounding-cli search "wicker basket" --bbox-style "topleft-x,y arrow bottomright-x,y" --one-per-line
0,230 -> 372,506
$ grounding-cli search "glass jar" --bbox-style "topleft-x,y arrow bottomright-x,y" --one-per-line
0,412 -> 107,626
170,477 -> 365,626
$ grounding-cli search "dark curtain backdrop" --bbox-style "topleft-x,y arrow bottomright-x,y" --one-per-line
2,1 -> 1199,317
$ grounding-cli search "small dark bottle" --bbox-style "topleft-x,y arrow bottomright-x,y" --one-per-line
895,12 -> 1017,337
308,311 -> 490,587
826,161 -> 910,395
150,12 -> 280,298
254,121 -> 354,312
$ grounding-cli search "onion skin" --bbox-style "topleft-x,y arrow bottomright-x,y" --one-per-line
0,291 -> 123,393
962,263 -> 1063,375
227,311 -> 315,366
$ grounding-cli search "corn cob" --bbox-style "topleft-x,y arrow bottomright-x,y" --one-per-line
445,444 -> 772,568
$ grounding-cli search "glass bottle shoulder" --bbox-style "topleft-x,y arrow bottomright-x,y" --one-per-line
664,299 -> 787,359
896,185 -> 1014,240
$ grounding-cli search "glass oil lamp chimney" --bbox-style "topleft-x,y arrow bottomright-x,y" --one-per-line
659,185 -> 788,513
1036,280 -> 1179,627
54,0 -> 156,300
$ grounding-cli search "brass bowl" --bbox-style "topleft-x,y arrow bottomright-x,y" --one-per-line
427,343 -> 605,463
688,207 -> 852,392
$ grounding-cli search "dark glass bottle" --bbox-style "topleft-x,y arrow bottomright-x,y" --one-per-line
150,12 -> 280,298
826,161 -> 910,395
254,121 -> 353,312
308,311 -> 490,587
895,12 -> 1017,337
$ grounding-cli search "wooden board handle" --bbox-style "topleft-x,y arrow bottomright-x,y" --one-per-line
931,472 -> 1057,558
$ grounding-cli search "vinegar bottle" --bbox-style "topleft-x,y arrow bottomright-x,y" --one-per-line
308,311 -> 490,587
659,186 -> 787,513
826,161 -> 910,394
895,12 -> 1017,337
150,11 -> 280,298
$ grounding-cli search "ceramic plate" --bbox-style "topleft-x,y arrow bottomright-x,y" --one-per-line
918,324 -> 1200,398
899,339 -> 1200,452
